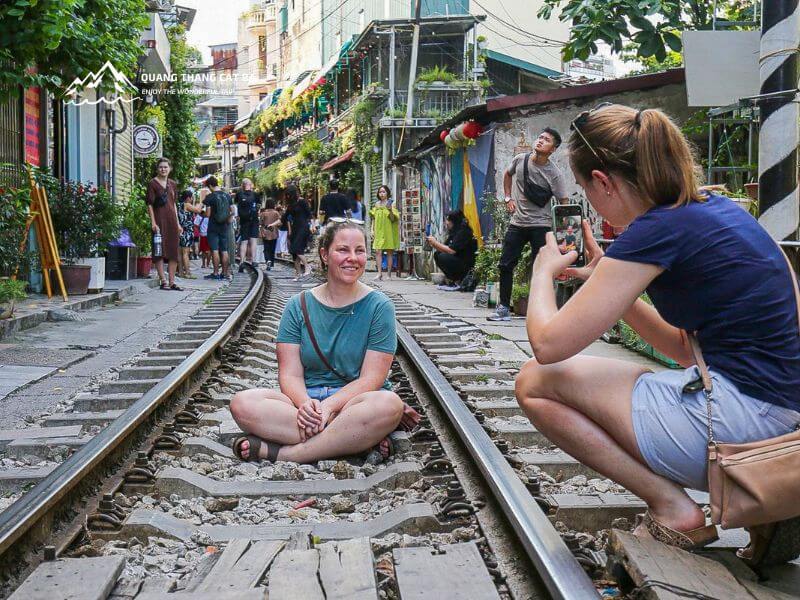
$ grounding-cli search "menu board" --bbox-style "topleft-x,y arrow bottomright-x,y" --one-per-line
401,188 -> 423,254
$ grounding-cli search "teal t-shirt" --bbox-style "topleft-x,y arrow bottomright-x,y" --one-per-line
276,289 -> 397,389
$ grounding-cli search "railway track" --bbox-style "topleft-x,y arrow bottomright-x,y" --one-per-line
0,264 -> 791,599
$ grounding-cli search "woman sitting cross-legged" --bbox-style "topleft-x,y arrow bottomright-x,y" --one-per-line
516,104 -> 800,561
230,221 -> 419,463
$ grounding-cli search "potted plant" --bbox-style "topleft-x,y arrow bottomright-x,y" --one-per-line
512,282 -> 530,316
0,184 -> 35,282
44,176 -> 122,294
123,188 -> 153,277
0,278 -> 27,319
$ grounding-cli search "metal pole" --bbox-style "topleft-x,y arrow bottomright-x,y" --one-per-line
404,0 -> 422,123
758,0 -> 800,239
388,26 -> 396,111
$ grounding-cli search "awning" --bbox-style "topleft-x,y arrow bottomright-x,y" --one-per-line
315,39 -> 354,83
321,148 -> 355,171
292,71 -> 316,99
484,50 -> 562,79
233,114 -> 251,132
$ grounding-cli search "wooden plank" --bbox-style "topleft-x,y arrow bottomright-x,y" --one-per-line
136,592 -> 265,600
108,579 -> 142,600
137,578 -> 176,594
200,540 -> 284,592
268,549 -> 324,600
285,530 -> 311,550
9,556 -> 125,600
196,538 -> 251,591
178,551 -> 219,593
394,542 -> 500,600
610,530 -> 795,600
318,538 -> 378,600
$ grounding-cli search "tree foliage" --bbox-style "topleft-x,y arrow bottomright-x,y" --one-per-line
161,26 -> 201,190
538,0 -> 755,63
0,0 -> 149,95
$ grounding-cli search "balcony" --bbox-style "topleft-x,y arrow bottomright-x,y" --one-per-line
246,2 -> 277,31
140,13 -> 171,77
248,62 -> 277,89
381,87 -> 481,128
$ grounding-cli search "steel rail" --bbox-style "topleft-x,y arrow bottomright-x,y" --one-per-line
0,269 -> 265,559
397,325 -> 599,600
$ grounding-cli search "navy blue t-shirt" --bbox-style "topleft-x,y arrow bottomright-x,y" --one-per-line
605,194 -> 800,411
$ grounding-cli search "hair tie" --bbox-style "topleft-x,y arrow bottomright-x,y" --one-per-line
635,109 -> 644,127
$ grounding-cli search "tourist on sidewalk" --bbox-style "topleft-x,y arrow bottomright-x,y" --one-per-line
281,185 -> 312,280
348,188 -> 363,221
487,129 -> 568,321
319,178 -> 349,224
202,176 -> 233,280
515,104 -> 800,558
370,185 -> 400,280
236,178 -> 261,271
260,199 -> 281,270
426,209 -> 478,291
227,197 -> 238,277
229,221 -> 419,464
178,190 -> 201,279
146,157 -> 183,291
198,212 -> 210,269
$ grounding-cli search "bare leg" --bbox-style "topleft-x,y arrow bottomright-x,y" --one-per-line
249,238 -> 258,263
167,259 -> 178,285
230,389 -> 403,463
386,250 -> 394,278
374,250 -> 383,279
239,240 -> 249,264
515,355 -> 705,532
154,257 -> 166,284
181,248 -> 192,276
211,250 -> 221,275
221,251 -> 230,277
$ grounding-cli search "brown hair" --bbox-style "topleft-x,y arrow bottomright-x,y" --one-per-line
155,157 -> 171,170
569,105 -> 704,207
317,221 -> 366,271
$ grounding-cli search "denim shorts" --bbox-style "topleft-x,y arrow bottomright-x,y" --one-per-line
631,366 -> 800,491
206,225 -> 228,253
307,386 -> 342,401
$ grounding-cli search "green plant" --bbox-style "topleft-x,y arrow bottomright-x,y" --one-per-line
0,279 -> 27,304
514,244 -> 532,286
254,163 -> 281,192
475,374 -> 489,383
511,282 -> 530,303
487,333 -> 502,341
476,348 -> 488,356
417,66 -> 457,84
1,0 -> 149,96
474,245 -> 501,285
0,181 -> 35,277
350,98 -> 381,168
123,183 -> 152,256
480,191 -> 509,242
41,174 -> 122,264
384,106 -> 408,119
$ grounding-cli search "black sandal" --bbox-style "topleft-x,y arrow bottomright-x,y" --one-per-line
169,283 -> 183,291
159,282 -> 170,290
231,435 -> 281,462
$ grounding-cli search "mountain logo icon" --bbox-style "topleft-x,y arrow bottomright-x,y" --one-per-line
64,61 -> 139,106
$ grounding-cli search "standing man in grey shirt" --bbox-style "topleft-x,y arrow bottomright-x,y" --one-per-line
488,128 -> 568,321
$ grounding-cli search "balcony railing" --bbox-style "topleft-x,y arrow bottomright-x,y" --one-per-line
393,87 -> 479,120
246,3 -> 277,30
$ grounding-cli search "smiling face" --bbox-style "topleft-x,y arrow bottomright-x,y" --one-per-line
321,227 -> 368,284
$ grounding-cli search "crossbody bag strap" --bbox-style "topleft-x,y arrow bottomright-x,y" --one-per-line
688,245 -> 800,444
299,292 -> 350,383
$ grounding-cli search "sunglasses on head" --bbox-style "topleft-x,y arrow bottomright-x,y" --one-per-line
329,217 -> 365,225
570,102 -> 614,165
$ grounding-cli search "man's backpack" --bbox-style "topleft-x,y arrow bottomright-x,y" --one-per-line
238,192 -> 256,220
209,191 -> 231,224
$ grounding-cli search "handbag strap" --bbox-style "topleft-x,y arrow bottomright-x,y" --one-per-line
299,291 -> 350,383
688,247 -> 800,444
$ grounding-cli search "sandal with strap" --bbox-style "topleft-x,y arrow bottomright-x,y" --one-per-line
169,283 -> 184,291
640,510 -> 719,550
738,516 -> 800,567
231,435 -> 282,462
159,281 -> 170,290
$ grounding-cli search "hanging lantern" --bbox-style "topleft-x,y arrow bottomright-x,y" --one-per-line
439,129 -> 449,142
462,121 -> 483,139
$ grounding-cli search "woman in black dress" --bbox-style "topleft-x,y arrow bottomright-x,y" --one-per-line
281,184 -> 312,280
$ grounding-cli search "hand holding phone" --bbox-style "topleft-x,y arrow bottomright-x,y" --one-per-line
551,204 -> 585,267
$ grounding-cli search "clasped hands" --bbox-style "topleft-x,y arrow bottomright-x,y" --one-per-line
296,398 -> 422,442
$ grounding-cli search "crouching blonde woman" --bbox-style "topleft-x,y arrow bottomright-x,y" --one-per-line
515,104 -> 800,563
230,221 -> 418,463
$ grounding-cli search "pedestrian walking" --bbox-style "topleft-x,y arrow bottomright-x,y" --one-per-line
145,157 -> 183,291
228,197 -> 238,276
348,189 -> 364,221
281,184 -> 312,280
177,190 -> 201,279
229,221 -> 419,464
276,201 -> 289,258
319,178 -> 348,224
202,176 -> 233,280
516,104 -> 800,560
370,184 -> 400,280
198,213 -> 210,268
260,198 -> 281,270
487,128 -> 568,321
236,178 -> 261,271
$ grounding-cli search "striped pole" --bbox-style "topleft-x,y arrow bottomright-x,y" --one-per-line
758,0 -> 800,239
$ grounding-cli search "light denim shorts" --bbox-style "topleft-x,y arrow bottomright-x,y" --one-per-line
631,366 -> 800,491
306,386 -> 342,401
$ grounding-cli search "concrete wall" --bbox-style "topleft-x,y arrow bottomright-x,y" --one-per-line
492,82 -> 694,200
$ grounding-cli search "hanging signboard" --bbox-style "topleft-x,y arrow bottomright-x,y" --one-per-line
133,124 -> 161,157
683,31 -> 760,107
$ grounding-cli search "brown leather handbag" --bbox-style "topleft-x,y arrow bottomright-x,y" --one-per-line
689,250 -> 800,529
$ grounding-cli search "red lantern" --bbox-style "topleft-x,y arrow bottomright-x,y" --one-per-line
319,77 -> 327,85
439,129 -> 449,142
462,121 -> 483,139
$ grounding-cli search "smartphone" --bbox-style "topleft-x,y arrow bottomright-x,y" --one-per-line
552,204 -> 585,267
